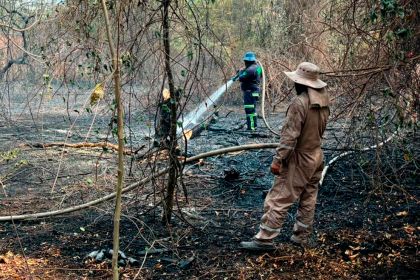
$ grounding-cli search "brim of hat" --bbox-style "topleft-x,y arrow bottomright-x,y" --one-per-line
284,71 -> 327,89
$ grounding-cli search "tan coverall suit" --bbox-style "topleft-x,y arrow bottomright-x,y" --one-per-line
255,87 -> 330,244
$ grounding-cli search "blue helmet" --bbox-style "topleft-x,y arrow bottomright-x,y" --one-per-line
243,52 -> 256,62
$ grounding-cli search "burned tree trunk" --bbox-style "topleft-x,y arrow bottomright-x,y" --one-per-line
161,0 -> 179,224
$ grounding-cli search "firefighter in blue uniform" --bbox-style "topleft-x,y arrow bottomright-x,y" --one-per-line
233,52 -> 262,131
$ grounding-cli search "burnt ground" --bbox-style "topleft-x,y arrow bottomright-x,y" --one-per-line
0,101 -> 419,280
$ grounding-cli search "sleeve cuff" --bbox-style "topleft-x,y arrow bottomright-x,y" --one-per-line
272,155 -> 282,166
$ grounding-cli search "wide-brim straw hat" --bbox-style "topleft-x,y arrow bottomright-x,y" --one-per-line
284,62 -> 327,89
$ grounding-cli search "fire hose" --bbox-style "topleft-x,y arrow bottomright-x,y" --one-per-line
0,143 -> 280,222
257,60 -> 281,136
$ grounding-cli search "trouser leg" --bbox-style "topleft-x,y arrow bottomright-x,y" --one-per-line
292,161 -> 324,243
246,112 -> 257,130
255,160 -> 302,241
244,91 -> 257,130
291,184 -> 318,242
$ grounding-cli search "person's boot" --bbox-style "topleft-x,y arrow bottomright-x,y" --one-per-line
290,235 -> 318,249
239,238 -> 276,251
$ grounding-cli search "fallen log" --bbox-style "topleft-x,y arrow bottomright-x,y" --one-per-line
20,142 -> 145,155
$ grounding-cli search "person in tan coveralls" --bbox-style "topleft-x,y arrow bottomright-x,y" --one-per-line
240,62 -> 330,251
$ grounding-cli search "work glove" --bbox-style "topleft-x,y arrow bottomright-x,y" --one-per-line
270,163 -> 282,175
231,74 -> 239,82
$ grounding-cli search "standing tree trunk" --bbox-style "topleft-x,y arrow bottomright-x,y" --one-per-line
100,1 -> 124,279
161,0 -> 178,224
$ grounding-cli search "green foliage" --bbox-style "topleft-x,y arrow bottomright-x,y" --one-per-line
396,29 -> 411,38
0,148 -> 28,172
385,30 -> 395,42
370,10 -> 378,24
162,104 -> 171,113
380,0 -> 404,21
382,87 -> 395,97
0,148 -> 19,163
187,51 -> 193,60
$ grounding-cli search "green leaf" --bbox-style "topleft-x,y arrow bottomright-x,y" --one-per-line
397,8 -> 404,18
162,104 -> 171,112
177,121 -> 183,128
80,227 -> 85,232
370,10 -> 378,24
187,51 -> 193,60
396,28 -> 411,38
155,30 -> 161,38
87,179 -> 92,184
382,87 -> 395,97
181,70 -> 186,77
385,30 -> 395,42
